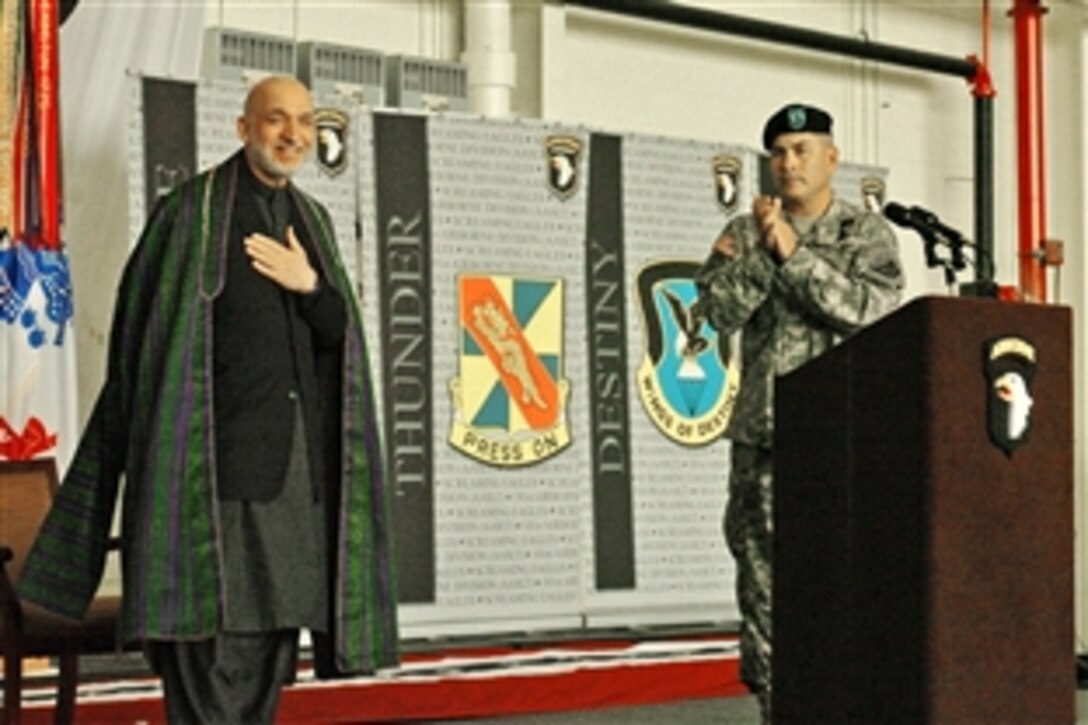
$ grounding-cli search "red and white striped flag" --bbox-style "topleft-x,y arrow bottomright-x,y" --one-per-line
1,0 -> 77,466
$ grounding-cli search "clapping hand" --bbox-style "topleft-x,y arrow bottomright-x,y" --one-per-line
752,195 -> 797,262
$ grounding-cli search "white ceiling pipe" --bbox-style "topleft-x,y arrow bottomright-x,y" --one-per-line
461,0 -> 517,117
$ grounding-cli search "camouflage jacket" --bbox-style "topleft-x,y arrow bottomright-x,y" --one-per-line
694,197 -> 904,448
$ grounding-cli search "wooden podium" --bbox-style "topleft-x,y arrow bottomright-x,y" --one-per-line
773,297 -> 1074,723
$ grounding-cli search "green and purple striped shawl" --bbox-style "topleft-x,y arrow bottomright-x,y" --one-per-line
18,153 -> 398,674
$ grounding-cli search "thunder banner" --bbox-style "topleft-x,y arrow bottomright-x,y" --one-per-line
373,112 -> 435,604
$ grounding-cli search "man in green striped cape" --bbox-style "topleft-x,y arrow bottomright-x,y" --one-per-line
19,76 -> 398,722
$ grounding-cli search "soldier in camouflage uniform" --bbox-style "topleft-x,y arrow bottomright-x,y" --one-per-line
694,103 -> 904,722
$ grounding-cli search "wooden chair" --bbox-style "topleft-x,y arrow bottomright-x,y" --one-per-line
0,459 -> 122,724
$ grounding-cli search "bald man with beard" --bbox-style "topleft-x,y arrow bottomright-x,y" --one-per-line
19,76 -> 398,723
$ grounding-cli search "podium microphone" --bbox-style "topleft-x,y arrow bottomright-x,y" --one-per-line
883,201 -> 967,271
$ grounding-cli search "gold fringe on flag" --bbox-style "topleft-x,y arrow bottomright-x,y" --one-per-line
0,0 -> 23,234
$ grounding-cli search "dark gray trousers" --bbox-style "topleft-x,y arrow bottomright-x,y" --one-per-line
148,630 -> 298,724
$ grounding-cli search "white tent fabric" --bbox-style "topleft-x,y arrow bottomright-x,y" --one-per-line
59,1 -> 204,427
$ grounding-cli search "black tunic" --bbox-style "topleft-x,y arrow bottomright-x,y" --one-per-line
212,155 -> 341,633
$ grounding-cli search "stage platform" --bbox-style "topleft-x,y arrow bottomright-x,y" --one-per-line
10,633 -> 744,723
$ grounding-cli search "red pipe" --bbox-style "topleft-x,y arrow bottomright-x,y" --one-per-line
1010,0 -> 1048,301
972,1 -> 996,99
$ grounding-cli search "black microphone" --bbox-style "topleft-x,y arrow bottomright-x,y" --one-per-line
883,202 -> 964,241
884,202 -> 967,270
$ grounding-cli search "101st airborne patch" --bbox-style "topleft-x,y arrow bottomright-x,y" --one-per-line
545,135 -> 582,201
313,108 -> 349,178
860,175 -> 886,214
984,335 -> 1037,457
712,153 -> 741,213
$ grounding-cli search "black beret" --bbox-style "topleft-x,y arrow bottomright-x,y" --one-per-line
762,103 -> 833,150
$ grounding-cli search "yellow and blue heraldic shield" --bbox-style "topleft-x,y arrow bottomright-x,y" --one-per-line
636,260 -> 739,446
449,274 -> 571,467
